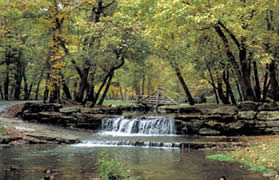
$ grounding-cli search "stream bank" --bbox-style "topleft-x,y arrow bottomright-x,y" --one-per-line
19,101 -> 279,136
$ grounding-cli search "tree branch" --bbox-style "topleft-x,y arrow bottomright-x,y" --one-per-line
217,21 -> 241,51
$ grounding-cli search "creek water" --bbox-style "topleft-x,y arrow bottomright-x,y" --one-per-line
0,102 -> 266,180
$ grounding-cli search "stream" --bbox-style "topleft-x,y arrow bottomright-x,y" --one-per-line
0,101 -> 266,180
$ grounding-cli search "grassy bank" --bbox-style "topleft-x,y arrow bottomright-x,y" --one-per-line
208,136 -> 279,178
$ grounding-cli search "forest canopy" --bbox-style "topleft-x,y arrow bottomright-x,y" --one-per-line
0,0 -> 279,105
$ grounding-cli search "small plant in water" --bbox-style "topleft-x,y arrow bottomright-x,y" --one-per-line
97,153 -> 131,180
0,123 -> 4,137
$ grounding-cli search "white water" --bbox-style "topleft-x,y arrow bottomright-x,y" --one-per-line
99,116 -> 176,136
75,116 -> 179,148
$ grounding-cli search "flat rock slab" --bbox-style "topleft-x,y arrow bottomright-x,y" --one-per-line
25,134 -> 80,144
0,136 -> 23,144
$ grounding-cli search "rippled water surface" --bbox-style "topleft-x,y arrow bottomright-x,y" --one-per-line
0,144 -> 266,180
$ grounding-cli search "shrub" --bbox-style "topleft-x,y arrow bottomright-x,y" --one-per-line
0,123 -> 4,137
97,153 -> 131,180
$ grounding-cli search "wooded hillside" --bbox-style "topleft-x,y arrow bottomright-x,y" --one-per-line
0,0 -> 278,106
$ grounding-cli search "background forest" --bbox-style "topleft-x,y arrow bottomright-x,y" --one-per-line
0,0 -> 279,106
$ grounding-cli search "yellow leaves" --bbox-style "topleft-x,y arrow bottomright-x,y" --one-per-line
52,62 -> 65,69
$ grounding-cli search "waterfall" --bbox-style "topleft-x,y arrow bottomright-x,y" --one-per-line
100,116 -> 176,136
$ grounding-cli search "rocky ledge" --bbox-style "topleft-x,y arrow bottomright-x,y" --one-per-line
0,135 -> 80,145
172,101 -> 279,135
18,101 -> 279,136
19,102 -> 150,130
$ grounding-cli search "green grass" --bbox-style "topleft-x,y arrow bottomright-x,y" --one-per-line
207,141 -> 279,175
97,153 -> 131,180
103,100 -> 134,106
208,153 -> 274,174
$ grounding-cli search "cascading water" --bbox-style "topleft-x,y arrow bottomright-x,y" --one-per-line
75,116 -> 181,149
100,116 -> 176,136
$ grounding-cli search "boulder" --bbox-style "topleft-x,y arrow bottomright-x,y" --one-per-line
22,103 -> 62,113
0,136 -> 22,144
159,106 -> 179,113
265,121 -> 279,127
178,106 -> 201,114
38,112 -> 63,122
264,127 -> 279,133
257,111 -> 279,121
21,112 -> 40,120
59,106 -> 81,114
238,111 -> 257,120
202,105 -> 237,116
226,121 -> 244,130
258,103 -> 279,111
237,101 -> 258,111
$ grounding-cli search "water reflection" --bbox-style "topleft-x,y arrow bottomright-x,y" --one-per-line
0,145 -> 265,180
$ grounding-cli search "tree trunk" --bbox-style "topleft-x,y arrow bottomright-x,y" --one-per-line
268,60 -> 279,100
253,61 -> 261,101
4,62 -> 9,100
91,55 -> 125,107
206,63 -> 219,104
14,50 -> 24,100
0,86 -> 4,100
23,74 -> 29,100
35,75 -> 43,100
62,78 -> 72,100
147,75 -> 151,96
24,83 -> 33,100
214,25 -> 256,101
14,67 -> 24,100
97,72 -> 114,105
142,74 -> 145,96
263,65 -> 270,101
87,83 -> 95,101
223,69 -> 236,105
49,83 -> 60,103
217,74 -> 230,104
43,73 -> 50,103
92,71 -> 113,107
172,64 -> 195,105
76,68 -> 89,102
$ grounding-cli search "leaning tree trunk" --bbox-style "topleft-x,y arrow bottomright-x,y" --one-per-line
97,72 -> 114,105
172,63 -> 195,105
91,71 -> 113,107
206,63 -> 219,104
214,24 -> 256,101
